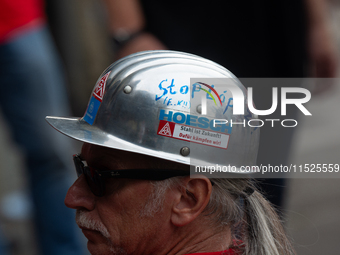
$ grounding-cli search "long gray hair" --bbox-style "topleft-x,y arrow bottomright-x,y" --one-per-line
206,178 -> 295,255
149,177 -> 295,255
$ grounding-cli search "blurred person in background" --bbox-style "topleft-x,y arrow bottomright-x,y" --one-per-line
0,0 -> 85,254
103,0 -> 338,210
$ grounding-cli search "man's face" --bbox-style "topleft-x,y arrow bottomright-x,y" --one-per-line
65,143 -> 173,255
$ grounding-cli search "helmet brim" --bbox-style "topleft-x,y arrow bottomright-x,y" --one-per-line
45,116 -> 191,165
46,116 -> 257,176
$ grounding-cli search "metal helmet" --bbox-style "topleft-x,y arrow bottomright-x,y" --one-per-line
46,50 -> 259,172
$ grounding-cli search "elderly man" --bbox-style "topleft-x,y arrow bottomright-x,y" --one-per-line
46,51 -> 295,255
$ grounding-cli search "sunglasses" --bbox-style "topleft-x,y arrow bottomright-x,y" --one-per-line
73,154 -> 190,197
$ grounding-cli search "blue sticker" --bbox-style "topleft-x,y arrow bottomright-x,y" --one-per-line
83,96 -> 101,125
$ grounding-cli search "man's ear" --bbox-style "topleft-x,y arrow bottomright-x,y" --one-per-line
171,176 -> 212,227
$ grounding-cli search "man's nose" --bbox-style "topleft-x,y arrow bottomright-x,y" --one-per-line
65,174 -> 95,211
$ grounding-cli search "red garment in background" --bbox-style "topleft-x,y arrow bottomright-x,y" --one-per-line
0,0 -> 45,42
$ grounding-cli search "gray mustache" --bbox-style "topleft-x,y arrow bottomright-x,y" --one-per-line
76,209 -> 110,238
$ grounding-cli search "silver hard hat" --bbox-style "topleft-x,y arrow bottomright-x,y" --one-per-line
46,50 -> 259,172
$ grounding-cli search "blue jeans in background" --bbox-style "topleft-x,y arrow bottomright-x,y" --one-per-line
0,25 -> 84,255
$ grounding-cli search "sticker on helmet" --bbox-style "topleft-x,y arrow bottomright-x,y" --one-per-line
157,119 -> 230,150
159,109 -> 232,134
83,71 -> 111,125
93,72 -> 111,102
158,121 -> 174,136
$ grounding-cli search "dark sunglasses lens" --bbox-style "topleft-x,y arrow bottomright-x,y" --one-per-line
73,156 -> 84,177
83,167 -> 105,196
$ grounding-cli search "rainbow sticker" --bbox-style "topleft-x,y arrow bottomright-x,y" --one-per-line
196,82 -> 223,106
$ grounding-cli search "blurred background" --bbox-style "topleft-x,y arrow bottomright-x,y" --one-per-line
0,0 -> 340,254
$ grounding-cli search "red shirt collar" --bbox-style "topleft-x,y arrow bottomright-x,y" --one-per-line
185,249 -> 237,255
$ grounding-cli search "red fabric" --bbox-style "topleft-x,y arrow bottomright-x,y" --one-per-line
0,0 -> 45,42
185,249 -> 237,255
